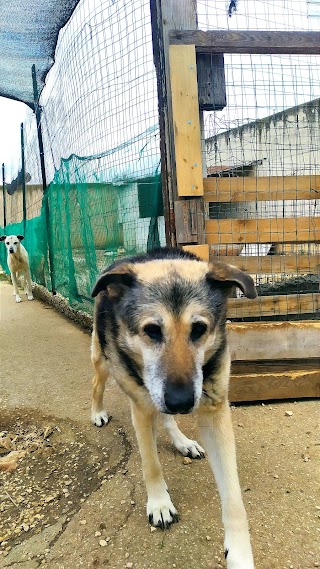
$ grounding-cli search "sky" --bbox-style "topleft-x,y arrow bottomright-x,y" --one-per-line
0,97 -> 28,177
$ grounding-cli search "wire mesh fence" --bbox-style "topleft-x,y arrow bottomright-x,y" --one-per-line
198,0 -> 320,321
0,0 -> 165,314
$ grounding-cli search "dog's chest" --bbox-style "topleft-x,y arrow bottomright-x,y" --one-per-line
8,253 -> 26,272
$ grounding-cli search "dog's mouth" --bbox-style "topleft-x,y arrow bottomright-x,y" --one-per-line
9,249 -> 15,254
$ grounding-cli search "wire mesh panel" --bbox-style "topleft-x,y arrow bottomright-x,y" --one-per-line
0,0 -> 165,313
197,0 -> 320,321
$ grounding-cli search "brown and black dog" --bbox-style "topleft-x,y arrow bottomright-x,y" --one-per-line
90,247 -> 256,569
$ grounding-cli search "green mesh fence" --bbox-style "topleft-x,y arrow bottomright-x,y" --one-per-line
1,157 -> 164,315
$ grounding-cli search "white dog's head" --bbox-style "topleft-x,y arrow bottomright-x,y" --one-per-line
0,234 -> 24,255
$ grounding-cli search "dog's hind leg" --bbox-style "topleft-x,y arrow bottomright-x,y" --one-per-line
162,414 -> 205,459
91,332 -> 110,427
24,269 -> 34,300
197,401 -> 254,569
131,402 -> 179,529
11,272 -> 21,303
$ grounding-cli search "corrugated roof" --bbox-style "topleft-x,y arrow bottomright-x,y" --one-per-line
0,0 -> 80,107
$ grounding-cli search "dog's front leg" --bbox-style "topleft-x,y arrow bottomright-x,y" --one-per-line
24,269 -> 34,300
11,272 -> 21,302
130,401 -> 178,529
198,402 -> 254,569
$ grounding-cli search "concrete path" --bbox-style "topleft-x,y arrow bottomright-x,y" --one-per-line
0,280 -> 319,569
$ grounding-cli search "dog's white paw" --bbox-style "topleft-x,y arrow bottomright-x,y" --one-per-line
92,410 -> 109,427
27,295 -> 34,301
171,431 -> 205,459
147,493 -> 179,530
224,534 -> 255,569
15,295 -> 22,303
176,438 -> 205,459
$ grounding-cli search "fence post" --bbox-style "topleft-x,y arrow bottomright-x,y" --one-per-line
20,123 -> 27,235
31,64 -> 56,293
150,0 -> 209,258
2,163 -> 6,229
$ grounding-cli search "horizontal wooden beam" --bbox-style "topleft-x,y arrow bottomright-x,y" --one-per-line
169,30 -> 320,55
213,254 -> 320,275
229,369 -> 320,402
227,292 -> 319,318
227,320 -> 320,360
206,217 -> 320,244
203,175 -> 320,203
232,358 -> 320,374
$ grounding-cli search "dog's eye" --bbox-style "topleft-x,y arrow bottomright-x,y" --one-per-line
190,322 -> 208,342
14,242 -> 18,245
143,323 -> 163,342
6,242 -> 9,245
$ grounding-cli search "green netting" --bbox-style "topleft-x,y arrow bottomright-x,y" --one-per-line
0,159 -> 164,315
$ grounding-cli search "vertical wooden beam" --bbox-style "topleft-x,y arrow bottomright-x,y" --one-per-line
150,0 -> 198,246
169,44 -> 203,197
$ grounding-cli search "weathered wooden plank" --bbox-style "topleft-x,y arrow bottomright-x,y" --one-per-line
169,30 -> 320,55
206,217 -> 320,244
174,199 -> 205,244
196,53 -> 226,111
169,44 -> 203,197
229,369 -> 320,402
227,293 -> 319,318
213,254 -> 320,275
227,321 -> 320,360
203,175 -> 320,203
232,358 -> 320,374
182,244 -> 209,261
150,0 -> 199,245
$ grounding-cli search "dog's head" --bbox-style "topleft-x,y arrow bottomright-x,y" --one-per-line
0,234 -> 24,254
92,254 -> 256,414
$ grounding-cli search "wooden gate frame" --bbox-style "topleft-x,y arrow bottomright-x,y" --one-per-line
150,0 -> 320,401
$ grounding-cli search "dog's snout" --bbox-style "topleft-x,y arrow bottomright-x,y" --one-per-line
164,381 -> 195,414
9,247 -> 14,254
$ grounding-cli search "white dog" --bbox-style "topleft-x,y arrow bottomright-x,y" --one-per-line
0,234 -> 34,303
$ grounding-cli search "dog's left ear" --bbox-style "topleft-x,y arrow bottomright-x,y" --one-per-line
206,261 -> 257,299
91,264 -> 136,299
17,235 -> 24,241
0,235 -> 7,241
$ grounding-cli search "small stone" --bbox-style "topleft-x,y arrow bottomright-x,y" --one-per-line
150,526 -> 157,532
238,423 -> 244,428
22,524 -> 29,532
80,520 -> 87,525
99,540 -> 107,547
125,552 -> 130,558
183,457 -> 192,465
95,531 -> 102,537
285,411 -> 293,417
274,474 -> 279,479
130,500 -> 135,505
206,535 -> 211,541
126,563 -> 133,568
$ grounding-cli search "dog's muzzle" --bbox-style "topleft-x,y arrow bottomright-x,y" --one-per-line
164,381 -> 195,414
9,248 -> 14,254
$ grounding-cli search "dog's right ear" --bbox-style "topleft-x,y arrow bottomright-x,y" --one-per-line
0,235 -> 7,241
91,264 -> 136,299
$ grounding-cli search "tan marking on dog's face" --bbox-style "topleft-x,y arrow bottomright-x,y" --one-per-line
133,259 -> 209,284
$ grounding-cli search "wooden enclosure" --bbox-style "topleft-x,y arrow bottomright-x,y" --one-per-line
151,0 -> 320,401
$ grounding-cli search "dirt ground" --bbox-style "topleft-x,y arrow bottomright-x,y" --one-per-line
0,280 -> 319,569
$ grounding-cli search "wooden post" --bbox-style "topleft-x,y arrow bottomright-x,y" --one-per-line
150,0 -> 200,247
2,163 -> 6,229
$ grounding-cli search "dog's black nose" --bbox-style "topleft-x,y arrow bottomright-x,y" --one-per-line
9,248 -> 14,253
164,381 -> 194,414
